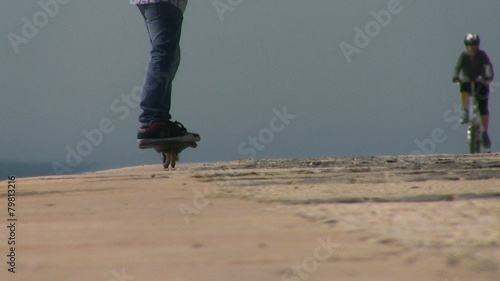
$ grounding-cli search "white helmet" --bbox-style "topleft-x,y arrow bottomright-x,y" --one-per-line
464,33 -> 480,45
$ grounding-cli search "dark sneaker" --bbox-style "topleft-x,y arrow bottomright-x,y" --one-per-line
460,112 -> 469,124
482,131 -> 491,148
137,121 -> 200,142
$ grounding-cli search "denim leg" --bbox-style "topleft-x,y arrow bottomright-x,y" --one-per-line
138,3 -> 183,127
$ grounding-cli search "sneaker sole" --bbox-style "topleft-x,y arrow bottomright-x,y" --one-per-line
138,134 -> 200,147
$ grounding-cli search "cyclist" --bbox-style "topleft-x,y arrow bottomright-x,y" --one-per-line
452,33 -> 494,148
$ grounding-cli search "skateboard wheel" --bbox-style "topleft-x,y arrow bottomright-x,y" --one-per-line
162,152 -> 178,169
169,152 -> 177,169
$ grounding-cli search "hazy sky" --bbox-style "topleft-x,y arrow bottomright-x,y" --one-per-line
1,0 -> 499,177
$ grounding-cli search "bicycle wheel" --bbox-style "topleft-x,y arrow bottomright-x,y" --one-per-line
468,125 -> 481,154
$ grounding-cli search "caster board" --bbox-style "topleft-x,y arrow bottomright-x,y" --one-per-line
138,135 -> 200,169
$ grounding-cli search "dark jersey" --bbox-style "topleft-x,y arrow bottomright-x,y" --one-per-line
453,50 -> 494,81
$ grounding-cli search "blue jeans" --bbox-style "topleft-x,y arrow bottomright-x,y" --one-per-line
137,3 -> 183,127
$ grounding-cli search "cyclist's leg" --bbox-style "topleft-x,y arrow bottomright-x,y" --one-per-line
460,92 -> 471,112
459,82 -> 472,123
481,113 -> 490,148
476,83 -> 491,148
476,83 -> 490,132
460,82 -> 472,110
482,115 -> 489,131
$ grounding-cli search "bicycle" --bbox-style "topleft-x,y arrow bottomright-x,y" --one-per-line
454,76 -> 490,154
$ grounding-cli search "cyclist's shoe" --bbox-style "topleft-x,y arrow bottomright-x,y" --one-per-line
137,121 -> 200,142
460,112 -> 469,124
482,131 -> 491,149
